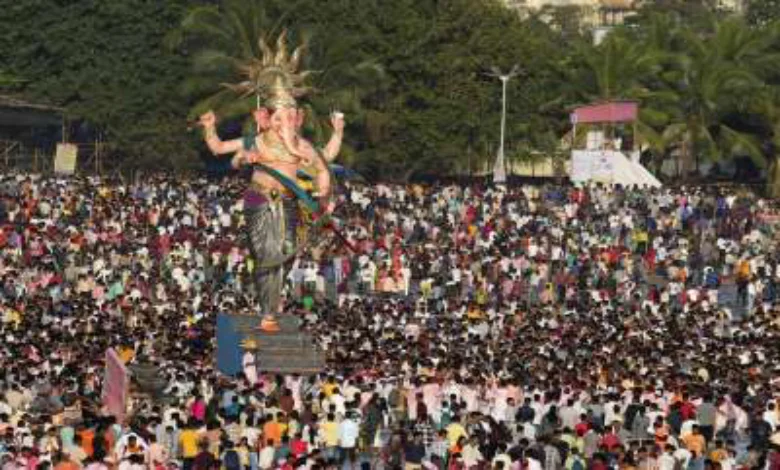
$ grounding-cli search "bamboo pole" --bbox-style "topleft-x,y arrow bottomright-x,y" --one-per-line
95,139 -> 99,175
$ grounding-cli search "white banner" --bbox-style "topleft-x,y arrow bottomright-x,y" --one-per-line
571,150 -> 614,184
591,152 -> 614,183
492,151 -> 507,184
571,151 -> 593,182
54,143 -> 78,174
570,150 -> 661,187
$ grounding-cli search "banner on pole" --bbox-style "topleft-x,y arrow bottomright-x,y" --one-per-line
54,143 -> 78,174
102,348 -> 129,422
492,151 -> 507,184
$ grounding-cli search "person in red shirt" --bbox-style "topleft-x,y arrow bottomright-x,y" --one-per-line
575,414 -> 590,437
680,393 -> 697,420
590,455 -> 609,470
645,247 -> 656,271
600,424 -> 622,450
290,433 -> 308,458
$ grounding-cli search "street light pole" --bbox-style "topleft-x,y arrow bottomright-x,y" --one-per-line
498,75 -> 508,183
487,65 -> 520,186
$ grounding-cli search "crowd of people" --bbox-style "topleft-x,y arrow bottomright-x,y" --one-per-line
0,173 -> 779,470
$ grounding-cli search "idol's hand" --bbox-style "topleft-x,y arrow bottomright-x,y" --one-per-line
199,111 -> 216,128
330,111 -> 345,134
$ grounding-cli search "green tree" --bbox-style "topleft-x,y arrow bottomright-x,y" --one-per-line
0,0 -> 199,170
663,18 -> 772,176
589,13 -> 778,180
169,0 -> 298,120
745,0 -> 780,26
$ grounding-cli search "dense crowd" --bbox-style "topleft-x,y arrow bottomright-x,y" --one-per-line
0,174 -> 779,470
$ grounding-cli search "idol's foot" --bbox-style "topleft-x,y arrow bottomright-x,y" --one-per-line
260,314 -> 280,332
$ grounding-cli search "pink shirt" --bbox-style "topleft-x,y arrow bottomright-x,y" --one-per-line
422,383 -> 441,411
190,400 -> 206,422
92,286 -> 105,301
405,388 -> 419,420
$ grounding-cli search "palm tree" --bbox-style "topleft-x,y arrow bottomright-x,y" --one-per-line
171,0 -> 393,162
169,0 -> 297,119
663,17 -> 773,177
295,60 -> 390,167
583,33 -> 663,102
763,98 -> 780,197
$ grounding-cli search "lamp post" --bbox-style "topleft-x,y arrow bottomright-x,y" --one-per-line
486,65 -> 520,185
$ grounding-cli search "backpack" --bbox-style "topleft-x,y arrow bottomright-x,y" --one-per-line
222,449 -> 241,470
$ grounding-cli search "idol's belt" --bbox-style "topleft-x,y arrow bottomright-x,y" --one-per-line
250,182 -> 293,200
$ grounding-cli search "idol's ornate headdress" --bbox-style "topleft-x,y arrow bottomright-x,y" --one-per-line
223,30 -> 312,109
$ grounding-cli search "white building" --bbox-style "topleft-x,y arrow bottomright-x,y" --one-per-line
502,0 -> 744,27
502,0 -> 637,27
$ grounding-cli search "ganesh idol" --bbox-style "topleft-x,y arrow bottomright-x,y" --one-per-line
197,32 -> 344,331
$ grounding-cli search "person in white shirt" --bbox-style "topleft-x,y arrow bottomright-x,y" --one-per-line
342,380 -> 361,405
338,413 -> 360,466
117,454 -> 145,470
559,399 -> 580,430
531,395 -> 545,426
763,402 -> 778,431
114,433 -> 148,464
522,421 -> 537,442
329,389 -> 347,417
525,452 -> 543,470
679,418 -> 698,438
258,439 -> 275,470
242,351 -> 257,386
673,446 -> 692,469
658,445 -> 677,470
461,437 -> 484,468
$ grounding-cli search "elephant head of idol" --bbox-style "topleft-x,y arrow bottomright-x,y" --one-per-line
225,30 -> 311,137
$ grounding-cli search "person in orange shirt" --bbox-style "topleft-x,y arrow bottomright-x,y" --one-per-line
79,426 -> 95,458
262,414 -> 283,447
118,345 -> 135,364
709,440 -> 729,463
450,436 -> 466,456
683,425 -> 706,455
653,420 -> 670,447
54,452 -> 80,470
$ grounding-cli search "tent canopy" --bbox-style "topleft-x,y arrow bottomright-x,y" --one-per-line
571,101 -> 638,124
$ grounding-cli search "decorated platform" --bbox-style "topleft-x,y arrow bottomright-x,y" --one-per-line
216,313 -> 325,376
